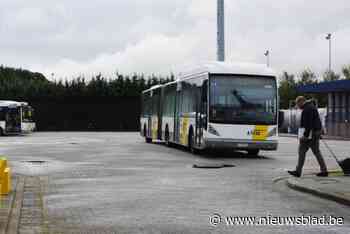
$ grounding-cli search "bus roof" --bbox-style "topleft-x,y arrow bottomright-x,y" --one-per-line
0,100 -> 29,107
141,62 -> 277,93
178,61 -> 277,80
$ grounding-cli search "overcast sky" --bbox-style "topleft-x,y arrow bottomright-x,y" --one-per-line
1,0 -> 350,79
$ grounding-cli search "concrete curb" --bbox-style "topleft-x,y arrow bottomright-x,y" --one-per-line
0,181 -> 14,234
286,177 -> 350,207
6,176 -> 24,234
0,176 -> 23,234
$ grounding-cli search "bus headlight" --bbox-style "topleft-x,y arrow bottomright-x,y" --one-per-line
208,124 -> 220,136
267,127 -> 277,137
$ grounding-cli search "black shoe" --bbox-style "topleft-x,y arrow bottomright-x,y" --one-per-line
288,170 -> 301,177
316,172 -> 328,177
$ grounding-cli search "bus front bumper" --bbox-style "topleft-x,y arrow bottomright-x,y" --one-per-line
204,138 -> 278,151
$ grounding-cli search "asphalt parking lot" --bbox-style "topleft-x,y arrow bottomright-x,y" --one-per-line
0,132 -> 349,233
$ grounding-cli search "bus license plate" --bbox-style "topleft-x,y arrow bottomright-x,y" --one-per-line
237,143 -> 248,148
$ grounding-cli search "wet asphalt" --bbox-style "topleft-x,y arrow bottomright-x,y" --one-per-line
0,132 -> 349,233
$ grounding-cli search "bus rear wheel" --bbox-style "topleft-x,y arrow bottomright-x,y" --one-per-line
247,149 -> 260,156
188,129 -> 199,154
0,128 -> 3,136
165,127 -> 171,147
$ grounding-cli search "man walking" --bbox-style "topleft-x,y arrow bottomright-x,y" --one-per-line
288,96 -> 328,177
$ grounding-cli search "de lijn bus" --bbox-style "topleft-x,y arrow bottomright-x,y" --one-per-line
140,62 -> 278,155
0,101 -> 36,136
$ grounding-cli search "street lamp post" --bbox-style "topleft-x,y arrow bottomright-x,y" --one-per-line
264,50 -> 270,67
326,33 -> 332,72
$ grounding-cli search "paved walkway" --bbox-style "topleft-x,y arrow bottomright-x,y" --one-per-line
0,176 -> 49,234
0,177 -> 18,234
287,173 -> 350,207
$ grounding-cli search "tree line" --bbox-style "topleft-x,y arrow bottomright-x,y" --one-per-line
0,66 -> 174,101
0,66 -> 173,131
278,65 -> 350,109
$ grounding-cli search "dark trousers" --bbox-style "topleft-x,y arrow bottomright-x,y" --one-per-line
296,132 -> 328,174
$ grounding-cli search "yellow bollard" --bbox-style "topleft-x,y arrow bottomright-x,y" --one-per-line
1,168 -> 11,195
0,158 -> 7,169
0,159 -> 6,180
0,158 -> 10,195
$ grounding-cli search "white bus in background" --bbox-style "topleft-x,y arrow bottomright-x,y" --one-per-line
279,108 -> 327,134
141,62 -> 278,155
0,101 -> 36,136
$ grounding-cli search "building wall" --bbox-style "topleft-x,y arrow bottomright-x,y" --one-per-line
326,92 -> 350,138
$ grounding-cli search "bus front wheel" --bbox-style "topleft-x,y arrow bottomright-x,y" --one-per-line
0,128 -> 3,136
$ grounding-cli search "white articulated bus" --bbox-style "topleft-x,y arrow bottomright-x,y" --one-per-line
0,101 -> 36,136
140,62 -> 278,155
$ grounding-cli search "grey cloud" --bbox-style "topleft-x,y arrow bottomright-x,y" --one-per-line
0,0 -> 349,79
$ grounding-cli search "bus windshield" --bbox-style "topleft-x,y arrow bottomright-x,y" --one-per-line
22,106 -> 35,122
209,75 -> 277,125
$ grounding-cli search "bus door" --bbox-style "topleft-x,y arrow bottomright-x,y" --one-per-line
149,93 -> 155,138
0,107 -> 5,122
157,91 -> 162,140
146,93 -> 152,138
174,82 -> 182,143
198,80 -> 208,146
6,107 -> 21,133
147,115 -> 152,138
195,88 -> 201,146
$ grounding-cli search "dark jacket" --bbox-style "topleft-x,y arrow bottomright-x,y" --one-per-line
300,101 -> 322,138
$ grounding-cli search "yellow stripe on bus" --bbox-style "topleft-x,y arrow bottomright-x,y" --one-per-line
180,116 -> 189,146
152,118 -> 158,139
